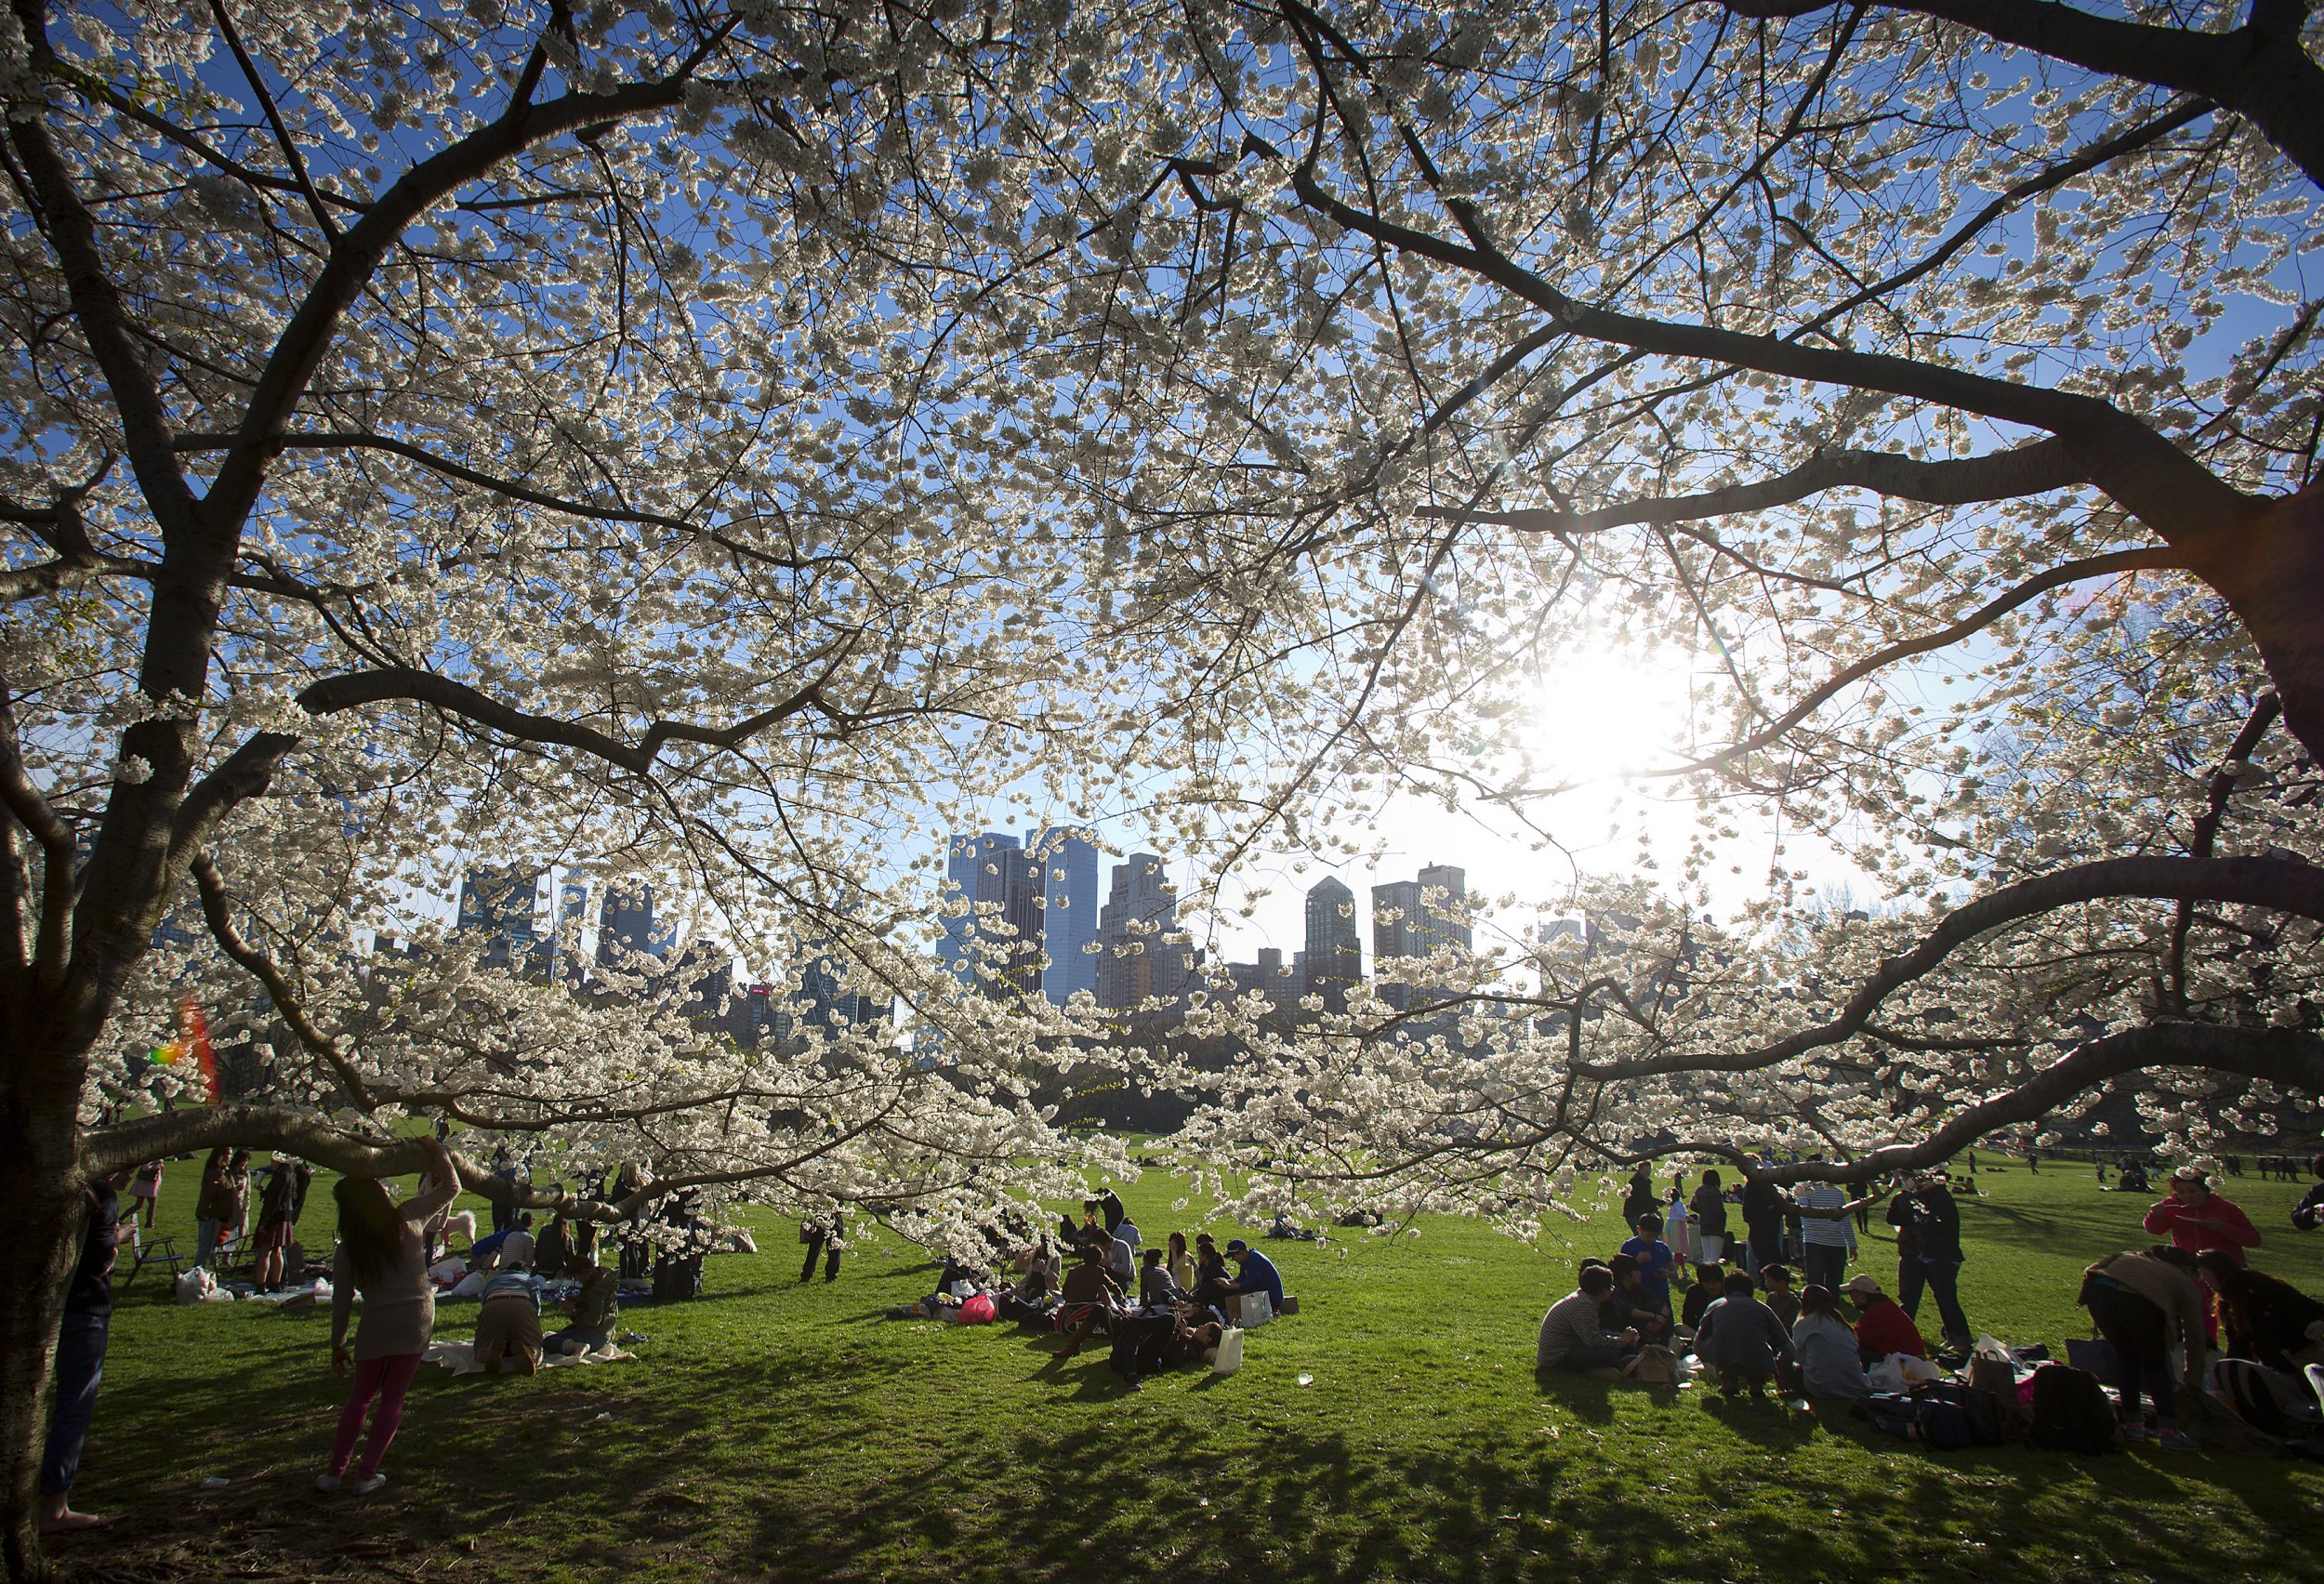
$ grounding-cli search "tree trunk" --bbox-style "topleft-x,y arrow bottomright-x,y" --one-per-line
2193,482 -> 2324,763
0,1029 -> 97,1584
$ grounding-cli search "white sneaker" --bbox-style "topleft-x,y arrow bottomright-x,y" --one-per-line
314,1473 -> 341,1493
349,1473 -> 387,1496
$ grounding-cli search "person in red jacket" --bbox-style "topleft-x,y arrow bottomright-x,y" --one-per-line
2142,1166 -> 2263,1266
1842,1274 -> 1927,1363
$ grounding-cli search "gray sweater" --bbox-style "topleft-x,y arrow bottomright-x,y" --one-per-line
1537,1289 -> 1623,1367
331,1174 -> 459,1360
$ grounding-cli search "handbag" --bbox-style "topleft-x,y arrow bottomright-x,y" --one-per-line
1623,1344 -> 1680,1385
1212,1326 -> 1245,1376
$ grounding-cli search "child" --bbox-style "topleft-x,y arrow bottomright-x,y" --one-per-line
1697,1271 -> 1793,1397
1759,1263 -> 1799,1331
1618,1211 -> 1680,1321
1663,1181 -> 1691,1263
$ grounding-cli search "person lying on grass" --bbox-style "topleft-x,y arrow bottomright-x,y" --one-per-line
1538,1264 -> 1639,1375
1696,1271 -> 1795,1398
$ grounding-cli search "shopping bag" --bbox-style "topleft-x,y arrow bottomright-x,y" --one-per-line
1237,1291 -> 1274,1328
1213,1326 -> 1245,1376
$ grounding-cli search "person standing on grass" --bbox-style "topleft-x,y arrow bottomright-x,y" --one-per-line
2143,1165 -> 2262,1266
40,1168 -> 135,1535
1886,1172 -> 1973,1352
1622,1163 -> 1657,1232
193,1145 -> 232,1269
127,1158 -> 164,1230
1795,1176 -> 1880,1294
1689,1170 -> 1729,1265
319,1134 -> 460,1496
1618,1210 -> 1680,1321
1740,1174 -> 1784,1277
799,1209 -> 844,1284
2080,1247 -> 2207,1449
1663,1179 -> 1691,1263
252,1154 -> 311,1292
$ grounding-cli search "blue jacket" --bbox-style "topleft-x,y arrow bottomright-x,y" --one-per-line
1231,1248 -> 1283,1309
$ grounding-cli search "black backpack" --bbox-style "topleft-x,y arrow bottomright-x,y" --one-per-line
2030,1364 -> 2119,1453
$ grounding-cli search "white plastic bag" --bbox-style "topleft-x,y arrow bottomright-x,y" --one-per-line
1213,1326 -> 1245,1377
1237,1291 -> 1274,1328
174,1266 -> 215,1305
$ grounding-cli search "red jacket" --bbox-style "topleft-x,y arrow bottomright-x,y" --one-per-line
1853,1297 -> 1927,1361
2142,1194 -> 2261,1265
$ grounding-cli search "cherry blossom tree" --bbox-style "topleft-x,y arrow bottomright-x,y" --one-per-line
1089,0 -> 2324,1224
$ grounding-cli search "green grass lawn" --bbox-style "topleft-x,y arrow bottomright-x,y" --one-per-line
51,1156 -> 2324,1583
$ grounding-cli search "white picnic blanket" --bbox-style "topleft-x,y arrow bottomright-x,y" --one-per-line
422,1338 -> 636,1375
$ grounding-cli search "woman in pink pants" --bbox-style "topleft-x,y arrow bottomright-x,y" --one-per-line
319,1135 -> 459,1495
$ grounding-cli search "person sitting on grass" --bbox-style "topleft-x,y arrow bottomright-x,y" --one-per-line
1223,1238 -> 1284,1315
545,1259 -> 620,1356
1605,1254 -> 1671,1343
1138,1247 -> 1183,1307
1057,1244 -> 1126,1356
474,1264 -> 545,1376
1679,1263 -> 1725,1331
1787,1284 -> 1871,1402
1538,1265 -> 1639,1374
1842,1274 -> 1928,1363
1190,1233 -> 1236,1311
1618,1211 -> 1680,1320
2293,1155 -> 2324,1233
1759,1264 -> 1800,1332
1696,1270 -> 1794,1397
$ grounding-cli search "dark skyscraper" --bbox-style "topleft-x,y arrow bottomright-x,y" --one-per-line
1302,876 -> 1363,1014
1095,852 -> 1189,1013
456,864 -> 540,970
596,880 -> 669,968
1371,864 -> 1469,1011
941,830 -> 1053,1001
1030,826 -> 1100,1008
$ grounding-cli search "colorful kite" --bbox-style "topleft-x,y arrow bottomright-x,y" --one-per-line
149,996 -> 220,1103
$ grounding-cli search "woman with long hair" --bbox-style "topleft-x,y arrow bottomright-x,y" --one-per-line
1166,1230 -> 1195,1295
319,1135 -> 459,1495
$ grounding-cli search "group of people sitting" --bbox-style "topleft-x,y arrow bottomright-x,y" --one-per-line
432,1208 -> 623,1376
897,1193 -> 1289,1382
1535,1233 -> 1926,1403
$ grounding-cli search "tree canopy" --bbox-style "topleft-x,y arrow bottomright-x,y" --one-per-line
5,0 -> 2324,1564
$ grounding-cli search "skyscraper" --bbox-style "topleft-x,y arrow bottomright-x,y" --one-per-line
596,879 -> 667,968
456,864 -> 540,970
1095,852 -> 1190,1013
1030,826 -> 1099,1007
1302,875 -> 1363,1014
1371,863 -> 1469,1011
941,831 -> 1043,998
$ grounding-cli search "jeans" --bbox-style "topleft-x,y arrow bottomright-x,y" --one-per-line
2084,1284 -> 2174,1422
41,1313 -> 107,1494
195,1218 -> 221,1266
1896,1258 -> 1972,1344
328,1353 -> 423,1478
1802,1244 -> 1848,1292
800,1233 -> 839,1283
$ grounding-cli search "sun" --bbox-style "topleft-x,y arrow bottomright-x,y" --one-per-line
1521,637 -> 1700,782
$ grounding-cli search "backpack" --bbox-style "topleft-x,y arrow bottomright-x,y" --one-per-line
1917,1381 -> 2006,1446
2029,1364 -> 2119,1453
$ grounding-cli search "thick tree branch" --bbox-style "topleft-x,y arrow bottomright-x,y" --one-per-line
1750,1023 -> 2324,1186
1417,436 -> 2088,535
2164,691 -> 2284,1007
1576,853 -> 2324,1080
1726,0 -> 2324,191
188,851 -> 374,1110
0,668 -> 72,987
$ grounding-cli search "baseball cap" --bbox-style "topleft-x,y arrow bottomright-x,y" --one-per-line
1224,1238 -> 1249,1255
1842,1274 -> 1882,1299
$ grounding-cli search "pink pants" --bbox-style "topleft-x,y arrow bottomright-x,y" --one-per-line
327,1353 -> 422,1477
